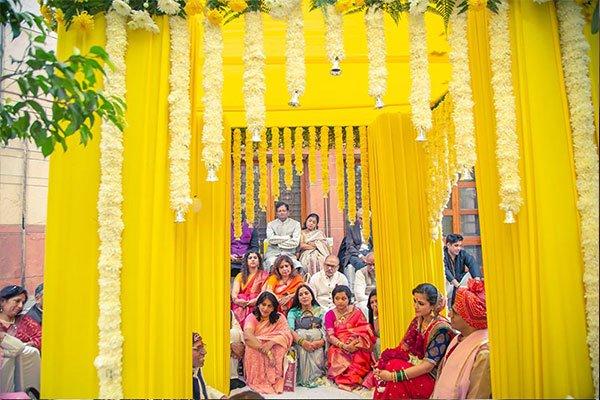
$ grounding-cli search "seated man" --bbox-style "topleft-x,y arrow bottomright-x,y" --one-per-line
264,202 -> 303,272
342,208 -> 373,289
231,221 -> 259,284
0,331 -> 40,394
354,252 -> 376,317
308,255 -> 348,311
230,311 -> 246,390
443,234 -> 482,308
431,279 -> 491,399
26,284 -> 43,326
192,332 -> 226,400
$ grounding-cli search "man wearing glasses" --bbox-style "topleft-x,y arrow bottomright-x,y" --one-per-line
308,255 -> 348,312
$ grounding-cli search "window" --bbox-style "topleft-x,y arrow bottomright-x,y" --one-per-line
442,171 -> 483,269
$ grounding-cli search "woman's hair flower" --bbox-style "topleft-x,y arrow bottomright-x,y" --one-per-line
207,8 -> 223,25
72,11 -> 94,32
229,0 -> 248,13
184,0 -> 204,16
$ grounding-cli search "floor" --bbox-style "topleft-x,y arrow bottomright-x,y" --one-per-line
230,383 -> 373,399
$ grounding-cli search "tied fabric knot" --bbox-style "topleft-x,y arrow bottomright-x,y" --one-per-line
454,279 -> 487,329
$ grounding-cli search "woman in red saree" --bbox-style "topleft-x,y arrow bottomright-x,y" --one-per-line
262,255 -> 304,314
231,251 -> 269,327
243,291 -> 293,394
325,285 -> 376,392
373,283 -> 455,399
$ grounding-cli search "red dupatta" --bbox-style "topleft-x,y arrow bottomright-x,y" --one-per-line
232,269 -> 269,326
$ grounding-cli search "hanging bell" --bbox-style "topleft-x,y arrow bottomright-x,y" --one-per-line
415,128 -> 427,142
288,91 -> 300,107
374,95 -> 384,109
504,210 -> 515,224
330,58 -> 342,76
206,165 -> 218,182
460,168 -> 472,181
251,127 -> 262,142
175,210 -> 185,223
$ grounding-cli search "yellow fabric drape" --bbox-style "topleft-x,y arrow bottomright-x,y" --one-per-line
368,113 -> 446,351
41,19 -> 106,398
188,14 -> 231,395
468,4 -> 594,398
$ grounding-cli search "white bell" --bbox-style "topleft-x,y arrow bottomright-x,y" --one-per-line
175,210 -> 185,223
330,58 -> 342,76
251,127 -> 262,142
374,95 -> 384,109
504,210 -> 515,224
207,166 -> 218,182
415,128 -> 427,142
460,168 -> 472,181
288,91 -> 300,107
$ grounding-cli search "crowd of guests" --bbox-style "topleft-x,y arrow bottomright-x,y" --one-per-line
220,201 -> 491,399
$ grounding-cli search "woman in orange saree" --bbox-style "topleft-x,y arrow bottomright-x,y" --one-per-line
262,255 -> 304,314
243,291 -> 293,394
325,285 -> 376,392
231,251 -> 269,327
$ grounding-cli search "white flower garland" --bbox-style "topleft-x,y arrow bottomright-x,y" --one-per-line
95,11 -> 127,399
407,2 -> 432,139
265,0 -> 301,20
447,10 -> 476,178
489,1 -> 522,224
158,0 -> 181,15
168,16 -> 192,218
127,9 -> 159,34
243,11 -> 266,141
365,6 -> 386,107
324,4 -> 345,74
111,0 -> 131,16
201,17 -> 225,180
285,1 -> 305,107
556,1 -> 600,396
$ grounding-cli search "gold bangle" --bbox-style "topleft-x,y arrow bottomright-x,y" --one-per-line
267,350 -> 272,356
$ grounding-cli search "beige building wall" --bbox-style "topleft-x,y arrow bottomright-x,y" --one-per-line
0,0 -> 54,293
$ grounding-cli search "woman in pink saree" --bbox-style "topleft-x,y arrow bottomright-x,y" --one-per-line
297,213 -> 331,276
231,251 -> 269,327
243,291 -> 293,394
325,285 -> 376,392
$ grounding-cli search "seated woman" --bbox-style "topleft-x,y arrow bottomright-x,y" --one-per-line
373,283 -> 454,399
297,213 -> 331,276
367,289 -> 380,360
243,291 -> 293,394
287,284 -> 327,387
262,255 -> 304,314
0,285 -> 41,393
325,285 -> 376,392
232,251 -> 269,327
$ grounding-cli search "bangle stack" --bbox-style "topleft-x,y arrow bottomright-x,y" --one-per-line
392,369 -> 408,382
298,338 -> 305,345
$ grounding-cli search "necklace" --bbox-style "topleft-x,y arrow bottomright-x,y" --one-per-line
420,316 -> 435,333
335,306 -> 353,323
0,316 -> 15,326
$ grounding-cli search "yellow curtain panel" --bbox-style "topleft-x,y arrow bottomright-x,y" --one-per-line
368,113 -> 446,351
468,4 -> 594,398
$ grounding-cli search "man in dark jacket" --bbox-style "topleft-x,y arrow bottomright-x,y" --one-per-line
342,209 -> 373,289
444,234 -> 482,307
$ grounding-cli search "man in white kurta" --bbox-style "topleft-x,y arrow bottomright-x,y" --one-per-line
264,201 -> 302,271
309,255 -> 348,312
354,252 -> 376,317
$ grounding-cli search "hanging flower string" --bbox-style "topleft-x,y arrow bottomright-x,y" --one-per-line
556,2 -> 600,396
447,8 -> 476,178
346,127 -> 357,225
243,11 -> 267,141
258,128 -> 268,210
324,3 -> 345,75
245,137 -> 255,227
445,95 -> 459,185
201,10 -> 225,181
169,15 -> 192,219
489,1 -> 522,224
294,127 -> 304,176
233,129 -> 242,239
285,1 -> 306,106
358,126 -> 370,240
308,126 -> 317,184
321,126 -> 330,198
271,127 -> 281,200
284,127 -> 293,190
365,5 -> 387,108
95,10 -> 127,399
335,126 -> 345,212
407,0 -> 432,140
